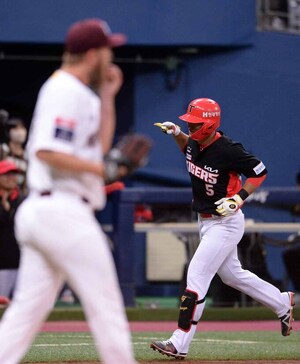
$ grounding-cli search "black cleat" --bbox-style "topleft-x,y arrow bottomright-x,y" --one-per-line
280,292 -> 295,336
150,340 -> 186,360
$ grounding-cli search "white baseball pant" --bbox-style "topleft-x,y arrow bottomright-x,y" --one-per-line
170,210 -> 291,354
0,192 -> 136,364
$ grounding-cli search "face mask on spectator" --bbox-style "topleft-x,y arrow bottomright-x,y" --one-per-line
9,128 -> 27,143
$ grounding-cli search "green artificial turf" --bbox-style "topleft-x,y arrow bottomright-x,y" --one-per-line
22,331 -> 300,362
1,305 -> 300,322
46,305 -> 300,322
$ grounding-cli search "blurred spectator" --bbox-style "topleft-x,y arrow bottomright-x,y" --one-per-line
270,0 -> 288,29
5,118 -> 28,193
0,160 -> 25,299
0,113 -> 28,193
258,0 -> 288,31
134,204 -> 153,222
0,109 -> 10,160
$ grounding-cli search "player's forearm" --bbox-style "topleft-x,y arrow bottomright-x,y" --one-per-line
173,131 -> 189,150
99,95 -> 116,155
98,64 -> 123,155
239,175 -> 267,199
36,150 -> 105,177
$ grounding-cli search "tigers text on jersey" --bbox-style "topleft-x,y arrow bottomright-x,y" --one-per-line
184,132 -> 267,215
26,70 -> 105,210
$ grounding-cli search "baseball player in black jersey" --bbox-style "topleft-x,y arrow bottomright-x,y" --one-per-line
150,98 -> 295,360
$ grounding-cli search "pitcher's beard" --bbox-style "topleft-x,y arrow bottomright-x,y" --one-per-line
90,73 -> 100,93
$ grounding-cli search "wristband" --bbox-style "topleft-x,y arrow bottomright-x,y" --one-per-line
237,188 -> 249,201
173,125 -> 181,136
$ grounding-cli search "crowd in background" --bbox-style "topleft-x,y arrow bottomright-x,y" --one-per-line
0,109 -> 78,304
0,110 -> 27,302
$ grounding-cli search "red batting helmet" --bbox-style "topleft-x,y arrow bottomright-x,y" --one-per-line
179,98 -> 221,141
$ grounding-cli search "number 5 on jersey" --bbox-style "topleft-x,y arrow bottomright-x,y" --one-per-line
205,184 -> 214,196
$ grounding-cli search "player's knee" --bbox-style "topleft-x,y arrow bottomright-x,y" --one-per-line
219,275 -> 235,286
219,270 -> 246,288
178,289 -> 205,332
218,266 -> 239,286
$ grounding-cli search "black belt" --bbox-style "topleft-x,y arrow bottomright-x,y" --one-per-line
40,191 -> 89,204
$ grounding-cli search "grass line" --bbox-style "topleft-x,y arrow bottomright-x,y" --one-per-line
3,305 -> 299,322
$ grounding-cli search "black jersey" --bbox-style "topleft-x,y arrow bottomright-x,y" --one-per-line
184,132 -> 267,215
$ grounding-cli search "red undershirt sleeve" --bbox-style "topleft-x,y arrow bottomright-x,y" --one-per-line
246,174 -> 267,187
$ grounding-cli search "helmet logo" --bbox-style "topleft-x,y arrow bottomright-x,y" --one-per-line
202,111 -> 220,118
188,104 -> 195,113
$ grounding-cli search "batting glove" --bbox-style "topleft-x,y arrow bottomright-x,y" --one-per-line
155,121 -> 181,136
214,194 -> 244,216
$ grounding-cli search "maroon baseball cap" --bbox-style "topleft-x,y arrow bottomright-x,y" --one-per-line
0,160 -> 19,175
65,18 -> 127,54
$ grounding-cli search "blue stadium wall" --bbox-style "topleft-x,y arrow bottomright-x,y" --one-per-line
134,31 -> 300,188
0,0 -> 255,45
2,0 -> 298,188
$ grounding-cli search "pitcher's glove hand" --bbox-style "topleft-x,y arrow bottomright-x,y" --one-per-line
154,121 -> 181,136
104,134 -> 152,183
214,194 -> 244,216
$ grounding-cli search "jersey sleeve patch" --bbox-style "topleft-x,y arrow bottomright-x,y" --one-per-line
54,117 -> 76,142
253,161 -> 266,175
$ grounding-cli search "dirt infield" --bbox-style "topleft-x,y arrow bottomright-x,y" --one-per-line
40,319 -> 300,332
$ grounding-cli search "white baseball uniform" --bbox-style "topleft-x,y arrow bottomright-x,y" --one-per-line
0,70 -> 136,364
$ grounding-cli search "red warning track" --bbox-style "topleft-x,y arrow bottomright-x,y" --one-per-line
40,320 -> 300,332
